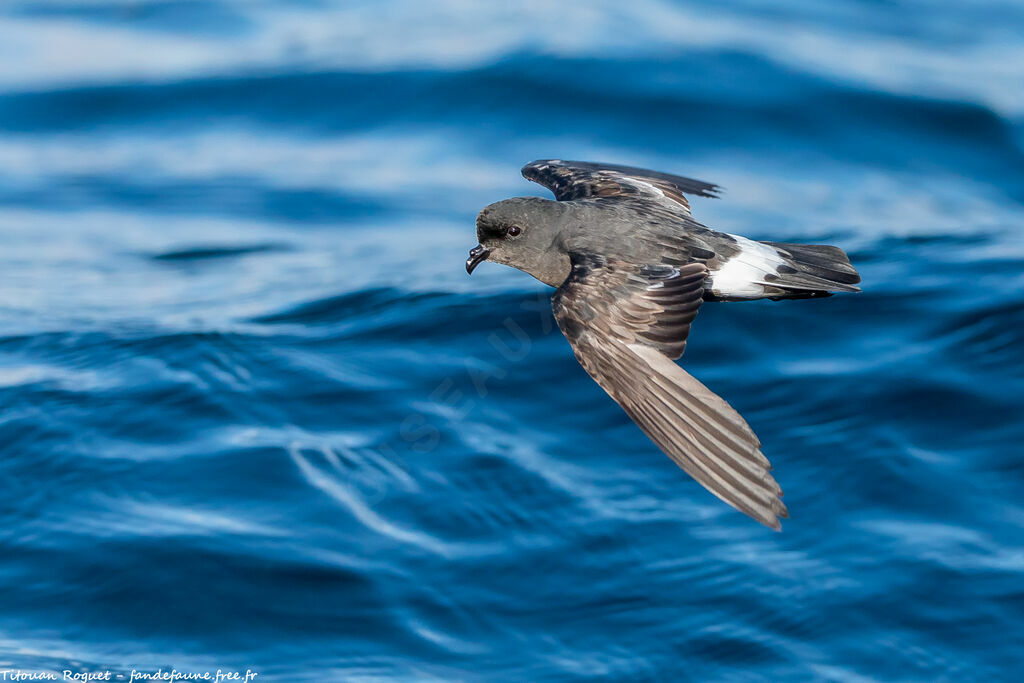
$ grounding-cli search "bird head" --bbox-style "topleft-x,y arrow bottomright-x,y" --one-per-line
466,197 -> 572,287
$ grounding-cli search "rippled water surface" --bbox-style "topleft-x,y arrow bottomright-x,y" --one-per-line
2,1 -> 1024,680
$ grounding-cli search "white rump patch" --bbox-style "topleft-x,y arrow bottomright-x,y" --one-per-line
709,234 -> 785,298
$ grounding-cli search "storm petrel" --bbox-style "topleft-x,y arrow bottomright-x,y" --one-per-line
466,160 -> 860,529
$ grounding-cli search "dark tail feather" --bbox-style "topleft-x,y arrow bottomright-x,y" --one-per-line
759,241 -> 861,299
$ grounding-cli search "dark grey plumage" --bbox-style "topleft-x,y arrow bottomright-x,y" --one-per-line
466,160 -> 861,529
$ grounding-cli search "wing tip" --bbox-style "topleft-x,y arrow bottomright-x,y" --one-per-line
521,158 -> 563,180
768,496 -> 789,530
704,185 -> 724,199
749,493 -> 789,531
759,500 -> 788,531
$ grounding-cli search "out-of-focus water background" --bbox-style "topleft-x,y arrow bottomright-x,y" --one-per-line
1,1 -> 1023,680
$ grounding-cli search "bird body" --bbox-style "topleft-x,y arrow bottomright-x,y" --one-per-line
466,160 -> 861,529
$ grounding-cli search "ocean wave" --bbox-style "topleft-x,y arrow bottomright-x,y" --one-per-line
3,1 -> 1024,679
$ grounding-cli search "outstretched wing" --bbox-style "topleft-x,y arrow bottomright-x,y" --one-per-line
523,159 -> 720,213
553,253 -> 788,529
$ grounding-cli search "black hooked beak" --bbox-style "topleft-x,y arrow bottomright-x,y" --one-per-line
466,245 -> 490,274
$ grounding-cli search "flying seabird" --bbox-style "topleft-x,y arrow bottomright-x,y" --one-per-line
466,160 -> 861,529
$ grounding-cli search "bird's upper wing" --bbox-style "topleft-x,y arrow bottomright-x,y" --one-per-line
522,159 -> 720,214
552,253 -> 787,529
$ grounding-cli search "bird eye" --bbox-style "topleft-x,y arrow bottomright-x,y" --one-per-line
506,225 -> 522,237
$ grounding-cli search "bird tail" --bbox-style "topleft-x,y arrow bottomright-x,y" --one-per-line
758,241 -> 861,299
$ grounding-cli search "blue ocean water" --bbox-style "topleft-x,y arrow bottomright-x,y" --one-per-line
1,1 -> 1024,680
